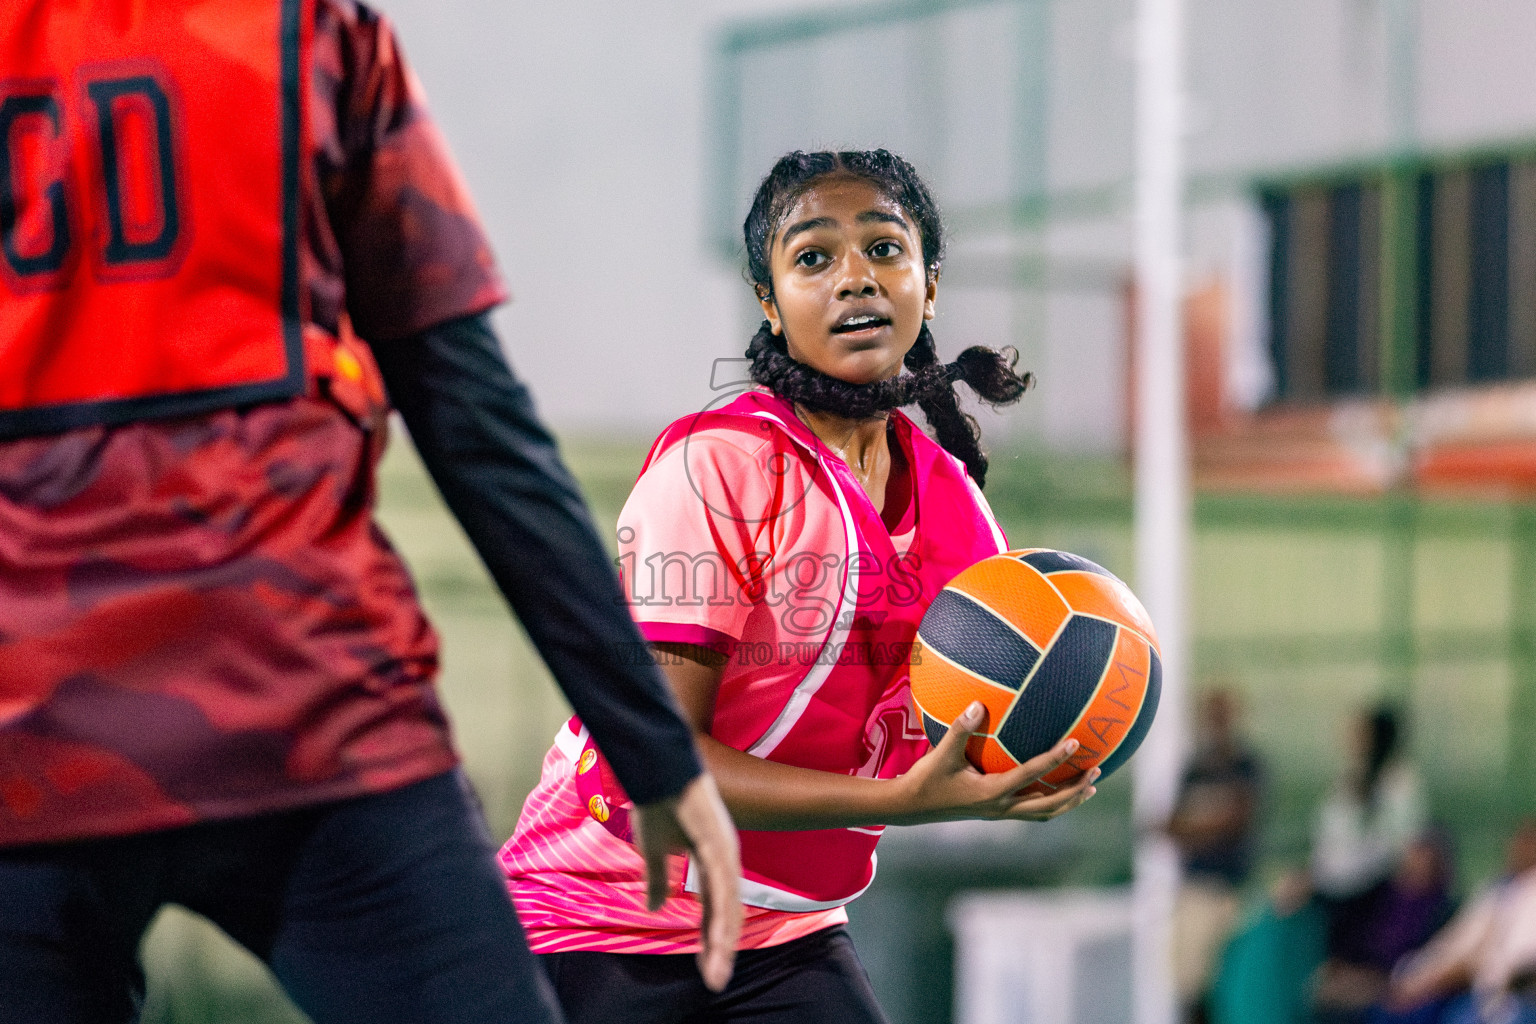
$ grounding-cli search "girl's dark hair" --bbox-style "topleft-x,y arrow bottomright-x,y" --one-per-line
1360,704 -> 1402,805
742,149 -> 1032,488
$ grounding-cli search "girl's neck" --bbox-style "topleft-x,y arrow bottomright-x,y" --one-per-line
794,404 -> 890,475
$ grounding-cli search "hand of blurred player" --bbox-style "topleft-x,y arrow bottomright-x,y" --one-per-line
631,772 -> 742,993
893,701 -> 1098,823
1269,867 -> 1313,918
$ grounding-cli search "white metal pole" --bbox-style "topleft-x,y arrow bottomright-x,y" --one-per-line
1132,0 -> 1189,1019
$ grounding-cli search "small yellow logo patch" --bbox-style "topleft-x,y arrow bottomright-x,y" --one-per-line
335,349 -> 363,381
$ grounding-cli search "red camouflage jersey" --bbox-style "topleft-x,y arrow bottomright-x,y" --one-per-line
0,0 -> 506,846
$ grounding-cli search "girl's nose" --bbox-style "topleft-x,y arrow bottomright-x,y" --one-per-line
835,256 -> 878,300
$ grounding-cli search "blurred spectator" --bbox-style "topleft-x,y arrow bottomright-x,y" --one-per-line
1312,830 -> 1458,1023
1209,895 -> 1328,1024
1168,688 -> 1265,1022
1307,705 -> 1430,1020
1313,706 -> 1428,902
1374,817 -> 1536,1024
1209,704 -> 1428,1024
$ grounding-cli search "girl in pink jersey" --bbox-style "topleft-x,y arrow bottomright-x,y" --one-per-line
501,150 -> 1100,1023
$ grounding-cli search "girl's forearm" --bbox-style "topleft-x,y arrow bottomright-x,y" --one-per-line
650,643 -> 1083,831
697,734 -> 933,830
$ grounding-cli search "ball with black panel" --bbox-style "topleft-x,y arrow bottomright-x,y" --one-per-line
910,549 -> 1162,792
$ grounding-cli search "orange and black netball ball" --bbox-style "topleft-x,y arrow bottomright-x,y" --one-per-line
910,549 -> 1161,791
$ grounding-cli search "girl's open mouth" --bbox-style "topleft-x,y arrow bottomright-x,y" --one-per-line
830,314 -> 892,335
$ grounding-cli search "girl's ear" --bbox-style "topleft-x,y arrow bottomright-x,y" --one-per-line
924,267 -> 940,321
757,288 -> 783,335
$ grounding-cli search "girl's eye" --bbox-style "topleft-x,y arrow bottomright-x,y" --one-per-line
796,250 -> 828,268
869,241 -> 903,259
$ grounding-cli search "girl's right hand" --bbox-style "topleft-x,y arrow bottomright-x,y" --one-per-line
890,701 -> 1099,825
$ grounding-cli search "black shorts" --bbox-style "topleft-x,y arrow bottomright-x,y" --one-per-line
0,770 -> 560,1024
540,925 -> 889,1024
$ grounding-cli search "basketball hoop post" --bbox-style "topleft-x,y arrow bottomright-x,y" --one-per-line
1132,0 -> 1190,1020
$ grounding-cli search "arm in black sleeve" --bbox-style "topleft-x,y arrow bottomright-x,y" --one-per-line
368,311 -> 703,804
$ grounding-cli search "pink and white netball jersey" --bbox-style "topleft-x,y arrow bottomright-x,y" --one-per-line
500,390 -> 1006,953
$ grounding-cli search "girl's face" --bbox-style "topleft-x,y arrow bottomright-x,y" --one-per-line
758,175 -> 936,386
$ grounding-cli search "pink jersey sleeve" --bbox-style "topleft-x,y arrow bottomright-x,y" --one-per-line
617,429 -> 780,654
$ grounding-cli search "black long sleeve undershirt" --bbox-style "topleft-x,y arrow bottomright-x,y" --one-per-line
369,312 -> 702,805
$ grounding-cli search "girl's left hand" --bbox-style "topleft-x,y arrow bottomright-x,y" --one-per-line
888,701 -> 1099,825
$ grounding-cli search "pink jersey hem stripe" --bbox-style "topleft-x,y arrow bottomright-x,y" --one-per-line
636,621 -> 738,655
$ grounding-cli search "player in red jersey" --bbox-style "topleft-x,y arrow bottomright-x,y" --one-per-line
0,2 -> 740,1022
